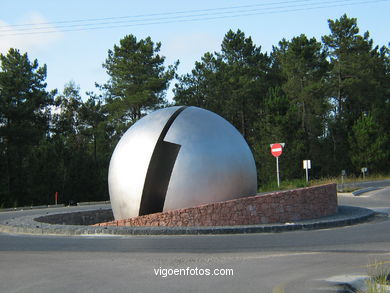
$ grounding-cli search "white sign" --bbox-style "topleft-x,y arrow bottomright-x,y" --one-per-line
303,160 -> 311,169
303,160 -> 311,183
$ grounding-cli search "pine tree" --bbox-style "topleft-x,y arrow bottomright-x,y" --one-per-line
0,48 -> 52,206
102,35 -> 178,139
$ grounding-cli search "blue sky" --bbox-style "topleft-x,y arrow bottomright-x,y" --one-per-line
1,0 -> 389,101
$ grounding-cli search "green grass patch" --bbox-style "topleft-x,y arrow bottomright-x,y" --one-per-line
338,187 -> 360,193
366,260 -> 390,293
337,174 -> 390,185
258,174 -> 390,193
259,178 -> 309,192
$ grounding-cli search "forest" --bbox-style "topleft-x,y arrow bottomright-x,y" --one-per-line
0,14 -> 389,207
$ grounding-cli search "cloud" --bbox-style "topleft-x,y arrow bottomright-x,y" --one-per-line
164,32 -> 221,59
0,12 -> 63,55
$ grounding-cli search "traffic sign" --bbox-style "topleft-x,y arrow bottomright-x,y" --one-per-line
361,167 -> 368,180
303,160 -> 311,183
270,142 -> 285,187
271,143 -> 283,157
303,160 -> 311,169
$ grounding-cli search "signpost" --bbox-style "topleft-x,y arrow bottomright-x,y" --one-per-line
270,143 -> 285,188
303,160 -> 311,183
361,167 -> 368,180
341,170 -> 346,191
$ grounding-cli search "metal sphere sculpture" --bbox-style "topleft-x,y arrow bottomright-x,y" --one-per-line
108,106 -> 257,220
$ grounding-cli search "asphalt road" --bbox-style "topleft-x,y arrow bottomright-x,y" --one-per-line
0,183 -> 389,293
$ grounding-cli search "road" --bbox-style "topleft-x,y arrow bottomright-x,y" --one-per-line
0,184 -> 389,293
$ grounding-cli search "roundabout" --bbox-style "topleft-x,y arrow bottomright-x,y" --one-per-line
0,204 -> 376,236
0,184 -> 374,236
0,181 -> 389,292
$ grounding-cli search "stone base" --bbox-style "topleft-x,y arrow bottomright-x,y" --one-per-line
95,184 -> 337,227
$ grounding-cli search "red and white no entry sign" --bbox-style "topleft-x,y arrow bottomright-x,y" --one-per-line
271,143 -> 283,157
270,142 -> 285,187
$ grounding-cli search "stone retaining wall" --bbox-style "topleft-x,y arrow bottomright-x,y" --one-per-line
95,184 -> 337,227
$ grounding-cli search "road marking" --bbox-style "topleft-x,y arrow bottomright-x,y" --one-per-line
239,252 -> 323,260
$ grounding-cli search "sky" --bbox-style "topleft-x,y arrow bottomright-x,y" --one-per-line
1,0 -> 389,101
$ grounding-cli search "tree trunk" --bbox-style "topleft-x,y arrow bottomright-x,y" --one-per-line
241,100 -> 246,139
5,117 -> 12,205
337,61 -> 342,117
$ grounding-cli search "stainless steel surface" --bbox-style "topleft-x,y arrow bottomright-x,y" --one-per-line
108,106 -> 257,220
163,107 -> 257,211
108,106 -> 181,220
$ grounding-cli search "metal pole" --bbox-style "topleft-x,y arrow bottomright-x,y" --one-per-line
305,166 -> 309,183
276,156 -> 280,188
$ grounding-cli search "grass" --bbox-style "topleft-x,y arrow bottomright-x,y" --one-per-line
258,174 -> 390,193
364,261 -> 390,293
259,178 -> 309,192
311,174 -> 390,186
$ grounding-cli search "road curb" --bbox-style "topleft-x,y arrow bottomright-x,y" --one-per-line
352,187 -> 382,196
0,201 -> 111,213
338,179 -> 390,192
0,204 -> 66,212
0,205 -> 377,236
325,274 -> 390,292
